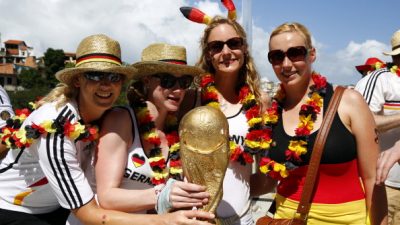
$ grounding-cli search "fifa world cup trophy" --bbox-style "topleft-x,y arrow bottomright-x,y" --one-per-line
179,106 -> 230,224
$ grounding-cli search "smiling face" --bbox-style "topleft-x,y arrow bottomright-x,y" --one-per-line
145,73 -> 190,112
206,23 -> 246,76
76,72 -> 124,112
269,31 -> 316,87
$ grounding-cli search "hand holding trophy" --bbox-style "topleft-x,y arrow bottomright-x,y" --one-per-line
179,106 -> 230,224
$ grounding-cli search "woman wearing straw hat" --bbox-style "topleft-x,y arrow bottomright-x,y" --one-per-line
94,42 -> 211,215
0,35 -> 214,225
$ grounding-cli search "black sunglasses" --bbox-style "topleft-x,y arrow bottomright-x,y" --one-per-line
268,46 -> 308,65
83,72 -> 123,83
152,73 -> 193,89
207,37 -> 244,55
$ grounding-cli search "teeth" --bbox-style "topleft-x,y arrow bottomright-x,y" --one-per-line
97,92 -> 111,98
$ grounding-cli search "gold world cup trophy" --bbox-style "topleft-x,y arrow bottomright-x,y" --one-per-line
179,106 -> 230,224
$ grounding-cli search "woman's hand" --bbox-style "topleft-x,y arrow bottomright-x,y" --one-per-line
376,141 -> 400,185
157,179 -> 209,214
169,180 -> 209,209
160,210 -> 215,225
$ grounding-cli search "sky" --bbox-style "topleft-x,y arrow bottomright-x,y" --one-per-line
0,0 -> 399,85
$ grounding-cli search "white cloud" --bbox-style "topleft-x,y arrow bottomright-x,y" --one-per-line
314,39 -> 391,85
0,0 -> 391,86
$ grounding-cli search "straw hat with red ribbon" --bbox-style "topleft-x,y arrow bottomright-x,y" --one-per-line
180,0 -> 237,25
55,34 -> 137,85
131,43 -> 204,79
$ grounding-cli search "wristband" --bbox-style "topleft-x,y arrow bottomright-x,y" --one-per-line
156,178 -> 176,214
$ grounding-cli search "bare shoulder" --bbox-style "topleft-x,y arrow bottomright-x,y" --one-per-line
336,86 -> 366,108
101,107 -> 132,131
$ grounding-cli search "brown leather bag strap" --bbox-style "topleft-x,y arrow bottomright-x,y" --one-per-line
296,86 -> 346,215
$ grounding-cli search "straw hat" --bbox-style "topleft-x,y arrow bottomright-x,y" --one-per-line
355,57 -> 386,75
55,34 -> 137,84
131,43 -> 204,80
383,29 -> 400,56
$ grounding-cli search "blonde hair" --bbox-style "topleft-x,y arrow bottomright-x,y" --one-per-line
269,22 -> 313,49
36,82 -> 79,109
196,16 -> 263,107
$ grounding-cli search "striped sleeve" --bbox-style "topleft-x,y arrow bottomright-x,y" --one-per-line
37,106 -> 94,209
355,69 -> 388,113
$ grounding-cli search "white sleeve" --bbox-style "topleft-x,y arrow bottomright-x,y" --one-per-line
355,71 -> 387,113
37,132 -> 94,210
0,86 -> 14,128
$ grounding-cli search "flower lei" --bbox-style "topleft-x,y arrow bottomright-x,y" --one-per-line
0,105 -> 99,150
387,62 -> 400,77
132,100 -> 182,185
200,74 -> 273,165
259,73 -> 327,180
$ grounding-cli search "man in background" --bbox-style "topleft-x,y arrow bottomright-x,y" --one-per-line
355,29 -> 400,225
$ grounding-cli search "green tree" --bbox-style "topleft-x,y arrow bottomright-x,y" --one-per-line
18,68 -> 46,89
43,48 -> 65,87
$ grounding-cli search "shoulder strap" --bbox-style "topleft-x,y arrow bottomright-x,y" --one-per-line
296,86 -> 346,215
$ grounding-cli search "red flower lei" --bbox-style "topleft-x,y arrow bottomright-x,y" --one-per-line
200,74 -> 273,165
259,73 -> 327,180
132,101 -> 182,185
0,105 -> 99,150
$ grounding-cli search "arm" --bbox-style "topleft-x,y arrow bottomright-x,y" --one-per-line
0,143 -> 9,159
35,108 -> 214,225
96,108 -> 209,213
340,89 -> 387,225
373,113 -> 400,133
249,172 -> 277,197
95,108 -> 157,212
376,140 -> 400,184
73,198 -> 215,225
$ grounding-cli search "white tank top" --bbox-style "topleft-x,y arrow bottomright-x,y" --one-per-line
120,106 -> 156,190
216,107 -> 253,224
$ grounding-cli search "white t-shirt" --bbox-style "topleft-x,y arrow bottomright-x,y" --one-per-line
0,101 -> 94,214
0,86 -> 14,128
355,67 -> 400,188
216,108 -> 253,225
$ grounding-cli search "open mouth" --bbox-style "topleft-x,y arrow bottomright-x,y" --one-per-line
95,92 -> 112,98
220,58 -> 237,67
167,96 -> 182,105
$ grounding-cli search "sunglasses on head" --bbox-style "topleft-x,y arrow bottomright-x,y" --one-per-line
152,73 -> 193,89
268,46 -> 308,65
207,37 -> 244,55
83,72 -> 123,83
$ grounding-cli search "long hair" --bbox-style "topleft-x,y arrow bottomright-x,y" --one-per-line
36,82 -> 79,109
126,80 -> 147,106
196,16 -> 263,108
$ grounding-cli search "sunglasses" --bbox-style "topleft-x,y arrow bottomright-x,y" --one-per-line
268,46 -> 308,65
152,73 -> 193,89
207,37 -> 244,55
83,72 -> 123,83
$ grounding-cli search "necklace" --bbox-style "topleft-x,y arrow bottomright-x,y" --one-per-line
0,104 -> 99,150
387,63 -> 400,76
259,73 -> 327,179
132,101 -> 182,185
200,74 -> 273,165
